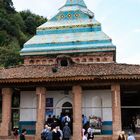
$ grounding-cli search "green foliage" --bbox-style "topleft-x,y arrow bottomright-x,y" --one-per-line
25,15 -> 36,34
3,0 -> 15,12
0,0 -> 47,67
0,40 -> 22,67
0,0 -> 15,12
18,31 -> 28,48
0,30 -> 10,45
20,10 -> 47,35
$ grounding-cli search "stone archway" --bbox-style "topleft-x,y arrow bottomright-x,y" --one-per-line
55,97 -> 72,116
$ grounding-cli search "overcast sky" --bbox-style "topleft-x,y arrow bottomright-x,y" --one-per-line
12,0 -> 140,64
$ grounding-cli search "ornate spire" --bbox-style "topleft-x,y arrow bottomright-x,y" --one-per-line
65,0 -> 87,8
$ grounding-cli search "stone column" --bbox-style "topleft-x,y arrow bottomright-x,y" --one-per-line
35,87 -> 46,140
0,88 -> 13,136
72,85 -> 82,140
111,84 -> 122,140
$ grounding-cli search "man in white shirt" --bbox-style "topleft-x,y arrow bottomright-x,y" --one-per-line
87,125 -> 94,140
128,132 -> 135,140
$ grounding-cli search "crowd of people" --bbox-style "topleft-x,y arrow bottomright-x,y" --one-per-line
41,123 -> 71,140
82,129 -> 136,140
43,114 -> 101,140
82,114 -> 102,140
41,114 -> 72,140
42,114 -> 96,140
46,114 -> 72,131
12,114 -> 136,140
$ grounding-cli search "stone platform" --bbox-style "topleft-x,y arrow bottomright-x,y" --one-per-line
0,135 -> 140,140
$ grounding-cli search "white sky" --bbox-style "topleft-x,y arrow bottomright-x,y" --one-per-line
12,0 -> 140,64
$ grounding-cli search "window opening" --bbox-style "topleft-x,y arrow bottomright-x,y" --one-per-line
60,59 -> 68,67
12,92 -> 20,129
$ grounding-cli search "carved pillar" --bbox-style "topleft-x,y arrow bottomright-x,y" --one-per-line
35,87 -> 46,140
72,85 -> 82,140
111,84 -> 122,140
0,88 -> 13,136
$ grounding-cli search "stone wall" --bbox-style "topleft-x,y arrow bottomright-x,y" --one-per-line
24,52 -> 114,65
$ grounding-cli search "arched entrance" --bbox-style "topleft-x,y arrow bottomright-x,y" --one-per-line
62,102 -> 73,134
55,97 -> 72,116
62,102 -> 73,116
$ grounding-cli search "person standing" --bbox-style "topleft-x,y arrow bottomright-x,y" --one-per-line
47,115 -> 53,126
83,131 -> 88,140
47,126 -> 53,140
52,126 -> 61,140
41,124 -> 49,140
58,126 -> 63,140
82,115 -> 88,127
128,132 -> 135,140
118,131 -> 127,140
20,129 -> 26,140
131,117 -> 136,134
63,123 -> 71,140
87,125 -> 94,140
13,127 -> 19,140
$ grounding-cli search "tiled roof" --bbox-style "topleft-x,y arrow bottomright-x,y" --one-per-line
0,63 -> 140,83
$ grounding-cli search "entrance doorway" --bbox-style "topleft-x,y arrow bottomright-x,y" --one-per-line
62,102 -> 73,134
121,85 -> 140,134
122,108 -> 140,131
55,97 -> 72,116
62,102 -> 73,116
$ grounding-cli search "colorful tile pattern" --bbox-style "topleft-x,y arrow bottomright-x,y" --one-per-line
65,0 -> 87,8
20,0 -> 115,56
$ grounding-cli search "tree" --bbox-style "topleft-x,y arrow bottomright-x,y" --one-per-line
0,0 -> 47,67
20,10 -> 47,35
0,41 -> 22,67
3,0 -> 15,12
25,16 -> 36,35
0,30 -> 10,45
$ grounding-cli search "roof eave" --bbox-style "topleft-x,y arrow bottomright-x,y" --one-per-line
0,75 -> 140,84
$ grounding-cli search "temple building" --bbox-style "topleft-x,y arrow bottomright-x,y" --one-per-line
0,0 -> 140,139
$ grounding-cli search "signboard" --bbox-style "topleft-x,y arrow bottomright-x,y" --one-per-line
46,98 -> 53,115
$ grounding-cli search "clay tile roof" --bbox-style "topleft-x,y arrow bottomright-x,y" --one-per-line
0,63 -> 140,82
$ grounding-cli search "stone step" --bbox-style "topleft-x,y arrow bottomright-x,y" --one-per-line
0,136 -> 111,140
0,135 -> 140,140
0,135 -> 35,140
